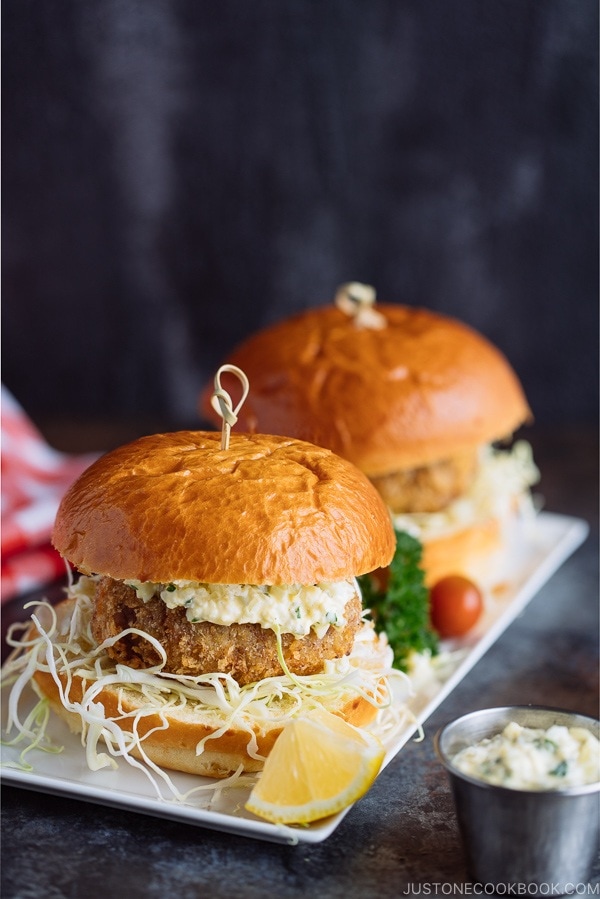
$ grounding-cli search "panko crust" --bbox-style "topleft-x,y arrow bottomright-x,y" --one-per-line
369,449 -> 478,513
90,577 -> 364,685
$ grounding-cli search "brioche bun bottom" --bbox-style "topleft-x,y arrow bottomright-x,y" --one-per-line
31,598 -> 388,779
33,669 -> 378,778
394,441 -> 539,588
420,517 -> 504,587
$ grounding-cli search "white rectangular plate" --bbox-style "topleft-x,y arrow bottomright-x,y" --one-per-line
0,512 -> 589,844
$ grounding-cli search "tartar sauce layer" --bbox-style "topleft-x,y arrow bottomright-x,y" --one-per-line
124,579 -> 357,638
451,721 -> 600,790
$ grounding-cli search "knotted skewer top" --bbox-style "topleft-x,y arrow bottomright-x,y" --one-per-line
334,282 -> 386,329
211,364 -> 250,449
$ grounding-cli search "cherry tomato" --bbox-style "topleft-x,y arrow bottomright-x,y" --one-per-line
429,575 -> 483,638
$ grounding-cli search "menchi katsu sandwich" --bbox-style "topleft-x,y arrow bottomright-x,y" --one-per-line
3,367 -> 408,782
201,285 -> 539,586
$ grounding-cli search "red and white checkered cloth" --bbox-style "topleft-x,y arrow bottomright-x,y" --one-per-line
1,386 -> 98,603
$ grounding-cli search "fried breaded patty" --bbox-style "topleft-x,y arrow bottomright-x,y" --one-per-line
369,450 -> 478,513
90,577 -> 363,686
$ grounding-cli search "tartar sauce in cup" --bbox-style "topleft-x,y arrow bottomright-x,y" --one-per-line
451,720 -> 600,790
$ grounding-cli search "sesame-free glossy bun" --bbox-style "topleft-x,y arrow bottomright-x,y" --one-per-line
52,431 -> 395,584
201,305 -> 531,476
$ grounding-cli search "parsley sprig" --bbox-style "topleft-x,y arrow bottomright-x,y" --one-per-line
358,530 -> 439,671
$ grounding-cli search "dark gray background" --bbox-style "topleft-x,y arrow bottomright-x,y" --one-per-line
2,0 -> 598,430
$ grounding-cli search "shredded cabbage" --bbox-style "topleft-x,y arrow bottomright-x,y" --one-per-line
392,440 -> 540,541
1,578 -> 415,802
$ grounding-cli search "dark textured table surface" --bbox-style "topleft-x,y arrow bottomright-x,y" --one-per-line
1,424 -> 598,899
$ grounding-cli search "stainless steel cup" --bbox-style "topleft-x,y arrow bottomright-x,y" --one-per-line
435,706 -> 600,894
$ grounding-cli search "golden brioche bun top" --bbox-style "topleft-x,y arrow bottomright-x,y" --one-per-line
52,431 -> 395,583
201,304 -> 531,476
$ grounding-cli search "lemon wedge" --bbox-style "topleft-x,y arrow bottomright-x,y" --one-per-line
245,708 -> 385,825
